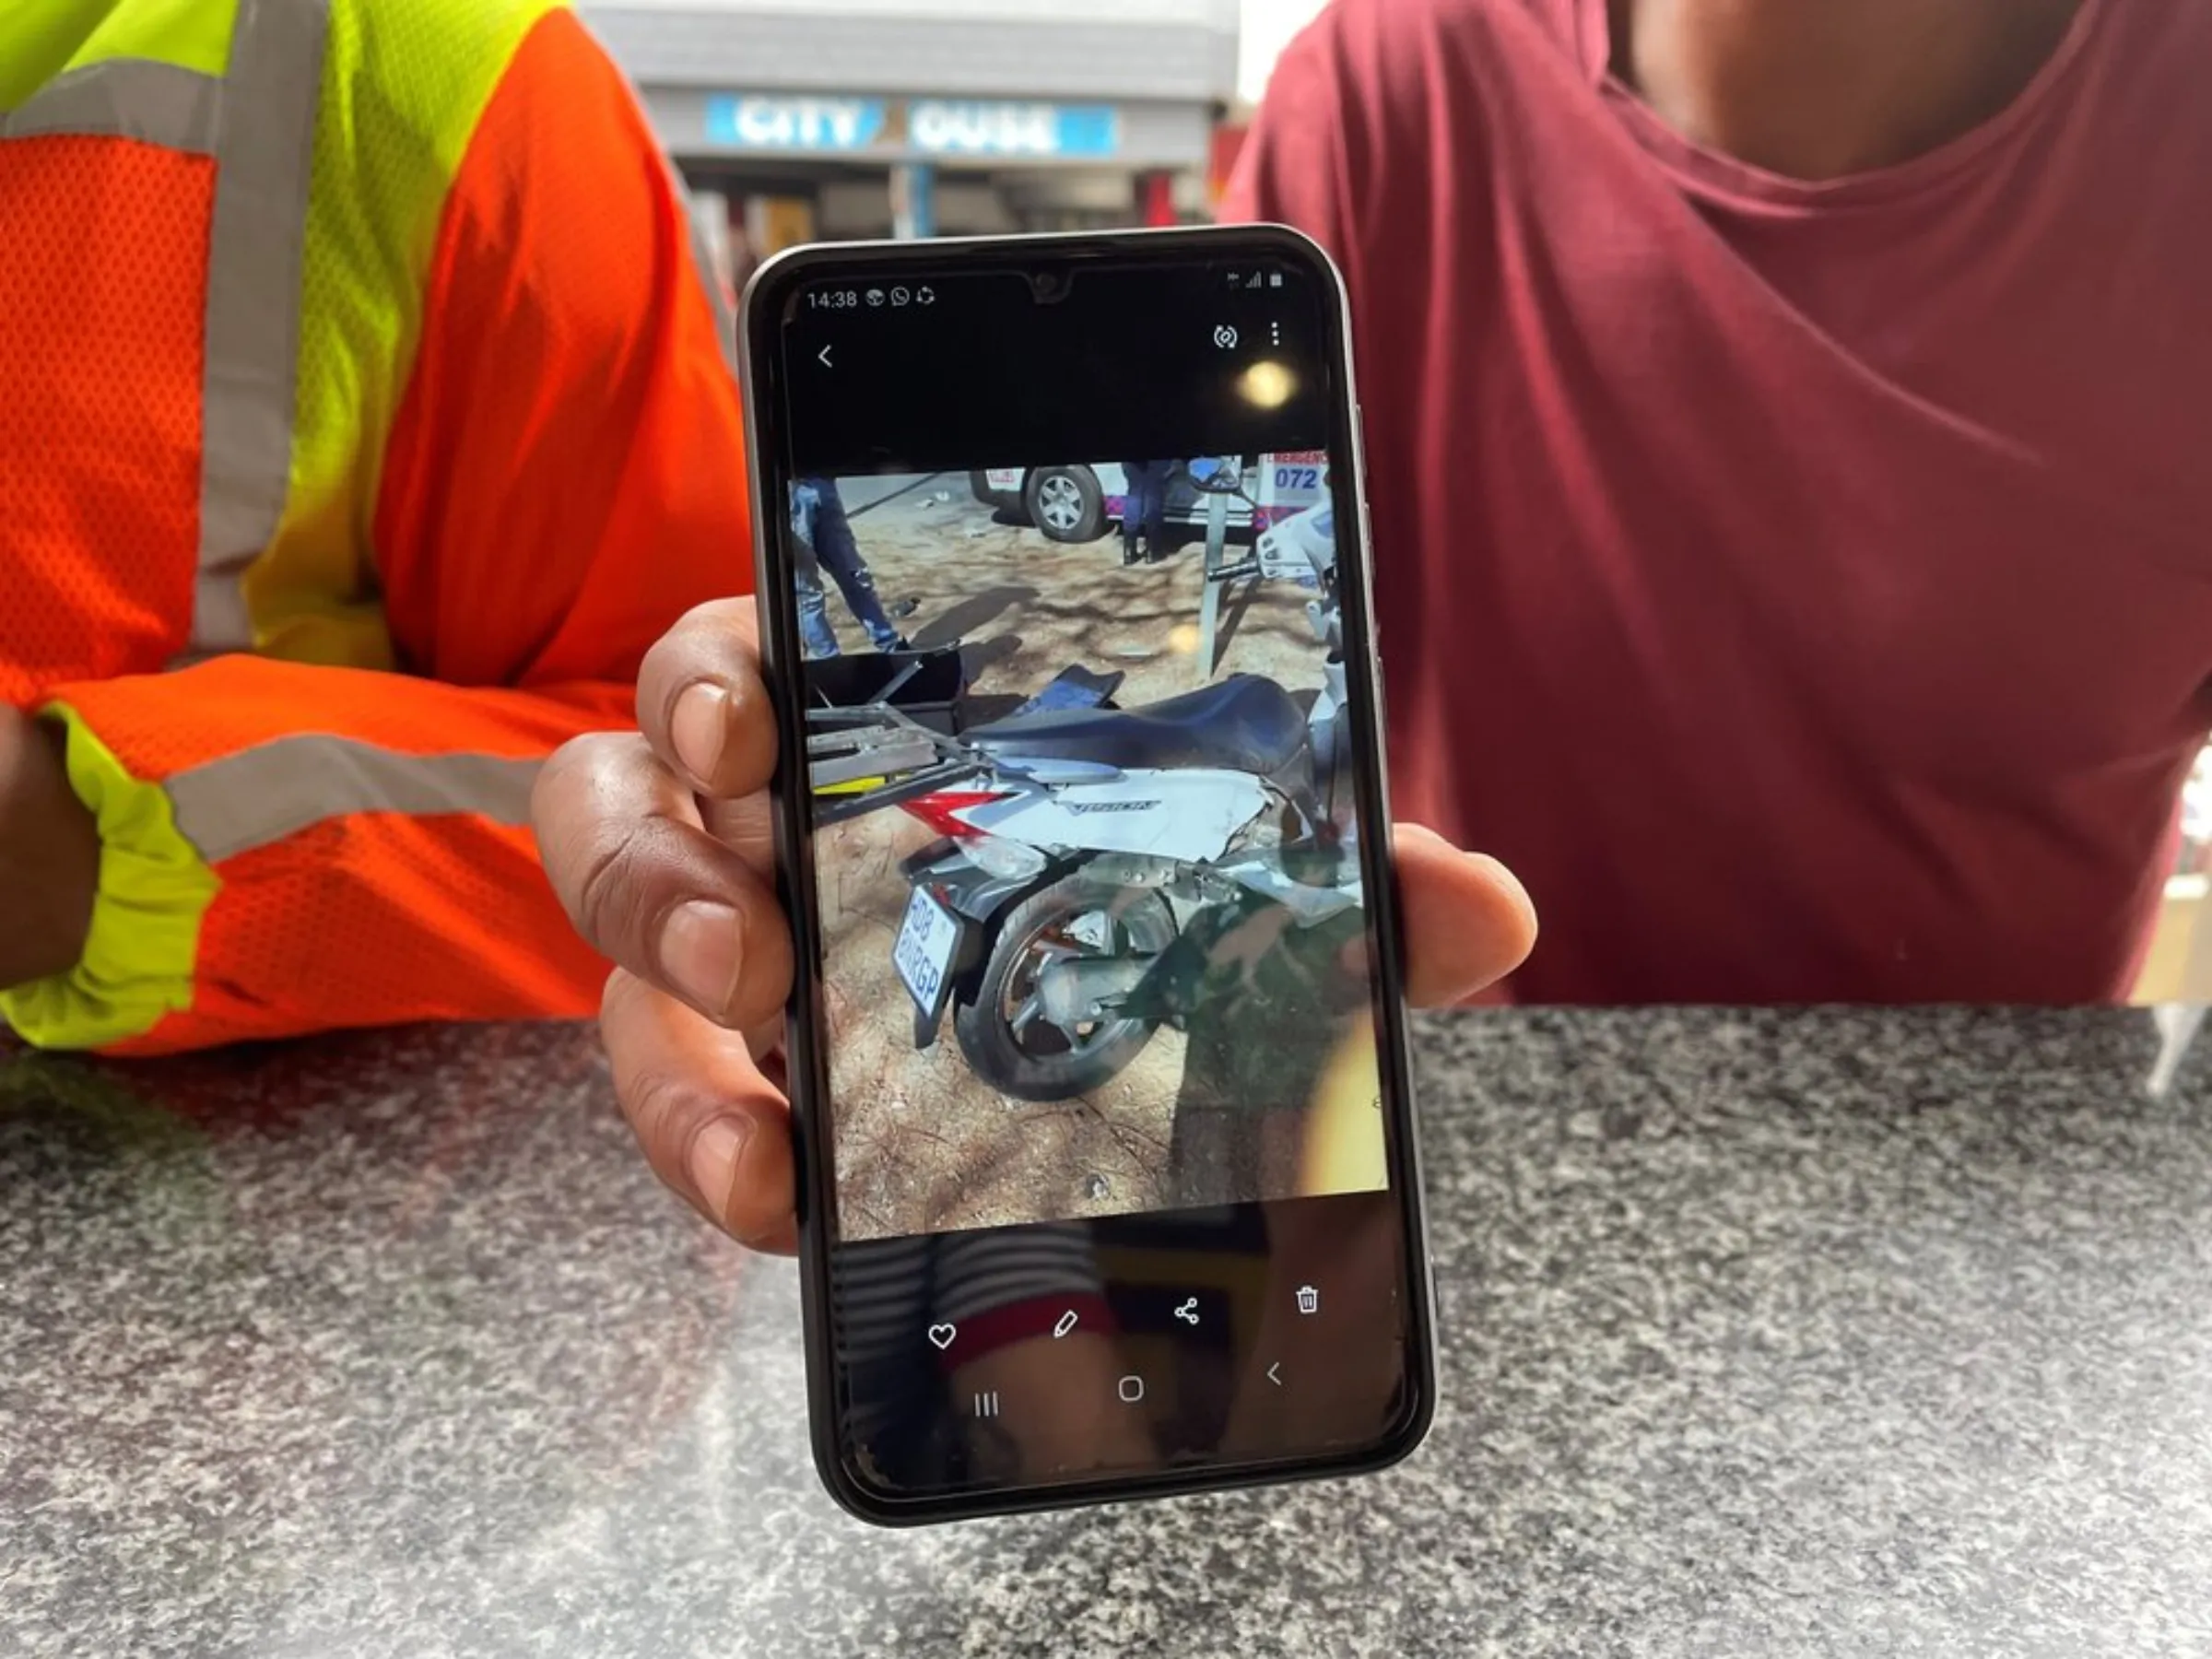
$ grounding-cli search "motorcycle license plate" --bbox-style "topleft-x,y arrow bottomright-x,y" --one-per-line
893,888 -> 961,1016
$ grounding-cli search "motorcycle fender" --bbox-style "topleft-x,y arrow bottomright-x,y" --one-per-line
940,856 -> 1105,1018
903,843 -> 1058,926
896,836 -> 962,881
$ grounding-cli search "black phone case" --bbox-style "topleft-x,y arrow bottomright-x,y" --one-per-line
736,226 -> 1438,1526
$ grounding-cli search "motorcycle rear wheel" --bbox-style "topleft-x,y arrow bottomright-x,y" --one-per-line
955,875 -> 1176,1102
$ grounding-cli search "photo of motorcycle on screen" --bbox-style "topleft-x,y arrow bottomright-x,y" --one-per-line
795,457 -> 1386,1242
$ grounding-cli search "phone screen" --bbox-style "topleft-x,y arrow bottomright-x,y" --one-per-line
748,233 -> 1430,1516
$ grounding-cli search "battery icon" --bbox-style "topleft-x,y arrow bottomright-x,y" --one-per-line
1269,272 -> 1284,288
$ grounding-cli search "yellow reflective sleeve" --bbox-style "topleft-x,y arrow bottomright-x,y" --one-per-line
0,0 -> 243,108
66,0 -> 240,79
0,706 -> 218,1052
245,0 -> 563,671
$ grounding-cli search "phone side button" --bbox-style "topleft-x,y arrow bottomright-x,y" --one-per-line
1368,617 -> 1393,771
1357,491 -> 1383,670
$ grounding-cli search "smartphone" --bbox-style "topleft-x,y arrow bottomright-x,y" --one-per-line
739,228 -> 1433,1524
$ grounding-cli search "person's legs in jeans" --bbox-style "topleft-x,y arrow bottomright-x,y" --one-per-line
1123,464 -> 1163,565
809,479 -> 905,652
791,483 -> 841,658
793,543 -> 840,659
1142,465 -> 1170,562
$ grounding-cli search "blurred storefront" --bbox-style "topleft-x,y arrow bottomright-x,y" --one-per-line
580,0 -> 1243,285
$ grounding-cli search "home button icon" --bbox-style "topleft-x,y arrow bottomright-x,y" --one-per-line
1116,1375 -> 1146,1405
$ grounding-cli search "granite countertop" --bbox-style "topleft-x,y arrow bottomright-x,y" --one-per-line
5,1008 -> 2211,1657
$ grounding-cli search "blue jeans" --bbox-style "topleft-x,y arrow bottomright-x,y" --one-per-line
793,478 -> 901,658
1121,460 -> 1173,555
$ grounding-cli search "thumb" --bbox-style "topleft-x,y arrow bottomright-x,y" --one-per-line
1390,822 -> 1537,1006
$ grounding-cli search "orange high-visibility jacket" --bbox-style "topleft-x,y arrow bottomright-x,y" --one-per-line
0,0 -> 753,1053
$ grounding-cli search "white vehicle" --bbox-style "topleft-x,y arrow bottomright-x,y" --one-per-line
970,453 -> 1330,545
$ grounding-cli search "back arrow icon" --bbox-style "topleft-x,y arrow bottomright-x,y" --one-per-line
1266,1362 -> 1283,1387
818,345 -> 833,368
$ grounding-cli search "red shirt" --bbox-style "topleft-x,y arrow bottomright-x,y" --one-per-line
1230,0 -> 2211,1003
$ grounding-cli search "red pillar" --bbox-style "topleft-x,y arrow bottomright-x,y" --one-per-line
1137,170 -> 1178,229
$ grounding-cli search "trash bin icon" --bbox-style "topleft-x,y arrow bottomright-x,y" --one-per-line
1296,1285 -> 1320,1315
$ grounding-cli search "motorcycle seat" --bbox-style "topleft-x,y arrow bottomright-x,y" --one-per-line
966,673 -> 1309,778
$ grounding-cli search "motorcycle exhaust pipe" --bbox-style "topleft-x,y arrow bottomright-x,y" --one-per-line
1034,954 -> 1159,1030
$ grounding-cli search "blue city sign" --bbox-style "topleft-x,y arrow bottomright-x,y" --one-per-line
706,96 -> 1122,159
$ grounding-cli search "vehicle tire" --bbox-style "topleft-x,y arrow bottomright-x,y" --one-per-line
955,874 -> 1175,1101
1023,465 -> 1106,543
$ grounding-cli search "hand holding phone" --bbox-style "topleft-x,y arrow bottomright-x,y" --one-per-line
527,229 -> 1535,1525
531,633 -> 1529,1246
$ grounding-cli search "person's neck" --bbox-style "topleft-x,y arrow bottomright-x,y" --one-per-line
1608,0 -> 2085,180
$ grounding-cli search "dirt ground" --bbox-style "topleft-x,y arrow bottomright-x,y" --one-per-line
812,472 -> 1332,1242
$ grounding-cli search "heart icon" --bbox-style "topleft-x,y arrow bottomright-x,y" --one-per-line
927,1324 -> 957,1351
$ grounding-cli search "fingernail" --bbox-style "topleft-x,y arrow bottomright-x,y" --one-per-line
671,682 -> 728,786
688,1114 -> 753,1217
661,899 -> 743,1016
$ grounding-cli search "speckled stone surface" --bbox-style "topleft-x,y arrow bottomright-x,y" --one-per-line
5,1009 -> 2211,1657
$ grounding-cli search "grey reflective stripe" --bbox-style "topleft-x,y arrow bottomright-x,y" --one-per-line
0,60 -> 222,153
166,738 -> 541,865
194,0 -> 331,653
